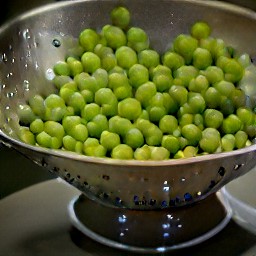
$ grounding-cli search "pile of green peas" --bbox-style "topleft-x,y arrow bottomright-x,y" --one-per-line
18,6 -> 256,160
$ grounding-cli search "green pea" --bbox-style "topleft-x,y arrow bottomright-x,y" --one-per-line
152,73 -> 173,92
219,96 -> 235,116
221,114 -> 242,134
161,135 -> 180,154
109,115 -> 133,137
194,113 -> 204,130
28,94 -> 45,119
102,25 -> 127,49
81,103 -> 101,121
111,144 -> 134,159
173,65 -> 199,87
83,138 -> 107,157
135,81 -> 157,108
30,118 -> 44,134
138,49 -> 160,69
128,64 -> 149,89
159,115 -> 178,134
75,72 -> 98,92
66,56 -> 83,77
213,80 -> 235,97
44,120 -> 65,140
69,123 -> 88,142
191,21 -> 211,39
127,27 -> 149,52
173,34 -> 198,64
67,92 -> 86,114
100,130 -> 121,151
118,98 -> 142,120
204,109 -> 223,129
204,87 -> 222,109
92,68 -> 109,89
81,52 -> 101,74
181,124 -> 202,146
200,66 -> 224,84
221,134 -> 236,152
150,146 -> 170,160
52,75 -> 72,89
192,47 -> 212,70
87,114 -> 108,138
134,145 -> 151,160
63,135 -> 77,152
94,88 -> 118,117
101,52 -> 117,71
62,115 -> 82,132
53,61 -> 71,76
169,85 -> 188,106
18,104 -> 37,125
19,127 -> 36,145
179,113 -> 194,127
79,28 -> 99,52
123,128 -> 144,149
199,127 -> 221,153
235,130 -> 248,149
236,107 -> 255,126
188,75 -> 209,93
162,51 -> 185,71
110,6 -> 130,29
183,146 -> 198,158
115,46 -> 137,69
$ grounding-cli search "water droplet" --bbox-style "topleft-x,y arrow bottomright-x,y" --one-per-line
23,80 -> 30,91
23,29 -> 31,39
177,224 -> 182,228
2,53 -> 7,62
6,72 -> 13,78
180,177 -> 186,182
6,92 -> 15,98
52,39 -> 61,47
45,68 -> 55,80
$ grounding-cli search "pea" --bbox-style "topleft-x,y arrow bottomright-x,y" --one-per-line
123,128 -> 144,149
81,103 -> 101,121
87,114 -> 108,138
19,127 -> 35,145
81,52 -> 101,74
221,114 -> 242,134
128,64 -> 149,89
221,134 -> 236,152
192,47 -> 212,70
191,21 -> 211,39
109,115 -> 133,137
188,75 -> 209,93
102,25 -> 127,49
84,138 -> 107,157
199,127 -> 221,153
110,6 -> 130,29
200,66 -> 224,84
63,135 -> 77,152
159,115 -> 178,134
150,146 -> 170,160
75,72 -> 98,92
169,85 -> 188,106
127,27 -> 149,52
179,113 -> 194,127
183,146 -> 198,158
79,28 -> 99,52
161,135 -> 180,154
134,145 -> 151,160
100,131 -> 121,151
173,34 -> 198,64
92,68 -> 109,89
173,65 -> 199,87
235,130 -> 248,149
30,118 -> 44,134
94,88 -> 118,117
66,57 -> 83,77
135,81 -> 157,108
44,120 -> 65,140
214,80 -> 235,97
115,46 -> 137,69
28,94 -> 46,119
111,144 -> 134,159
162,51 -> 185,71
53,61 -> 71,76
204,87 -> 222,109
138,49 -> 160,68
52,75 -> 72,89
185,92 -> 206,114
18,104 -> 37,125
181,124 -> 202,146
204,109 -> 223,129
118,98 -> 142,120
236,107 -> 254,125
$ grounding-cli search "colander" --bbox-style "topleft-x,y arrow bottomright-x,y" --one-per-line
0,0 -> 256,253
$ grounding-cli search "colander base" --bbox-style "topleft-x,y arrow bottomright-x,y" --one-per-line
68,191 -> 232,253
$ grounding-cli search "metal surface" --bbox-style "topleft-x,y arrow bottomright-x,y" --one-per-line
0,0 -> 256,210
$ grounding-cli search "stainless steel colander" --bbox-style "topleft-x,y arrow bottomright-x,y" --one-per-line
0,0 -> 256,252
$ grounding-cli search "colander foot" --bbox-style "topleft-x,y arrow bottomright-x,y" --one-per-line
68,192 -> 232,253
